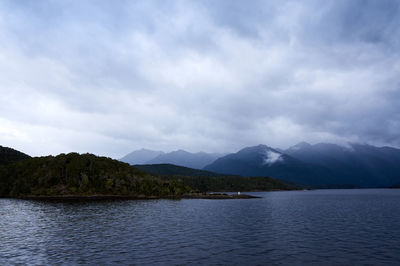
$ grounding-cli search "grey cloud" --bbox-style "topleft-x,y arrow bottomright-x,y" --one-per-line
0,0 -> 400,158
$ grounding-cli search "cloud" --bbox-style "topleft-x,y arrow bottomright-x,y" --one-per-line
0,0 -> 399,157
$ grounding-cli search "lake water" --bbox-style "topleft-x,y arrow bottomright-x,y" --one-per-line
1,189 -> 400,265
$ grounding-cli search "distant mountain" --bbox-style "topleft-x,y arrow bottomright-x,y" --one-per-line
285,142 -> 400,187
204,142 -> 400,188
146,150 -> 225,169
120,149 -> 164,165
0,146 -> 30,165
204,145 -> 332,186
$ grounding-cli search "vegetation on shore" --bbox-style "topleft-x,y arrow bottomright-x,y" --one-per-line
0,149 -> 296,199
135,164 -> 297,192
159,175 -> 296,192
0,153 -> 191,198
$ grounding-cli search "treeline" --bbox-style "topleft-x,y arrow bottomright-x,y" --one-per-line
0,151 -> 296,198
135,163 -> 296,192
159,175 -> 296,192
135,163 -> 226,177
0,153 -> 191,197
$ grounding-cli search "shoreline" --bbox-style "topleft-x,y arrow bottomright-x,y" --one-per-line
8,193 -> 261,201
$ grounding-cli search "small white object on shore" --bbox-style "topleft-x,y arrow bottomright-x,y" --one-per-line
238,192 -> 241,195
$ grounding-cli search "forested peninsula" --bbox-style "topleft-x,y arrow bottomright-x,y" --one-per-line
0,146 -> 294,199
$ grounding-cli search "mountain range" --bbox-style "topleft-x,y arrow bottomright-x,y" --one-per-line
204,143 -> 400,188
204,145 -> 330,186
3,141 -> 400,189
0,146 -> 292,196
120,149 -> 225,169
284,142 -> 400,187
121,142 -> 400,188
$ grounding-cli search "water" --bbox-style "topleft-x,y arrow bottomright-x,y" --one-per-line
1,189 -> 400,265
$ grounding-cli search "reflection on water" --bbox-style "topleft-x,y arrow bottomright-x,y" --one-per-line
1,189 -> 400,265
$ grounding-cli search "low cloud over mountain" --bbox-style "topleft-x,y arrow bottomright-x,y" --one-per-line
204,143 -> 400,188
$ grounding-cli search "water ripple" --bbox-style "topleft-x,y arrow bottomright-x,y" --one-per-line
1,189 -> 400,265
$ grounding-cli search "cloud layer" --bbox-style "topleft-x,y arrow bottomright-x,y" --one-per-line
0,0 -> 399,157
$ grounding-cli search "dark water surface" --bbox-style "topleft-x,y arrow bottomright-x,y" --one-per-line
1,189 -> 400,265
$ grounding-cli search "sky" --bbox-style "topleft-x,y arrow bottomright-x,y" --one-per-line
0,0 -> 400,158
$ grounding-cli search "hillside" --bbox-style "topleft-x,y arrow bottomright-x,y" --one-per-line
204,145 -> 333,187
0,153 -> 190,198
204,142 -> 400,188
0,145 -> 30,165
135,163 -> 225,177
135,163 -> 296,192
285,142 -> 400,187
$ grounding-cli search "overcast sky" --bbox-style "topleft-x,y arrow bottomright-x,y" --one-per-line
1,0 -> 400,158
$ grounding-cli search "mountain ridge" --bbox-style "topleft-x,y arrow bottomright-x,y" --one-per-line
4,141 -> 400,189
0,147 -> 295,196
204,142 -> 400,188
204,144 -> 334,186
120,149 -> 164,165
121,149 -> 225,169
285,142 -> 400,187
